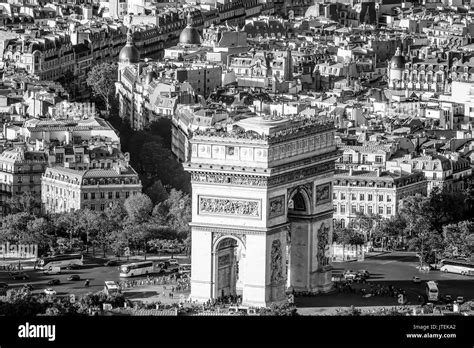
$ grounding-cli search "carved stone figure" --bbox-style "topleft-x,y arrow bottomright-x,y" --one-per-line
199,197 -> 260,217
271,240 -> 284,283
317,222 -> 330,269
269,195 -> 285,218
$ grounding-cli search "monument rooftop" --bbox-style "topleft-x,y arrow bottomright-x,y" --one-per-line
191,115 -> 334,145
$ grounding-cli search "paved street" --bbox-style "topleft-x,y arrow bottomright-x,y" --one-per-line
0,254 -> 190,298
296,251 -> 474,314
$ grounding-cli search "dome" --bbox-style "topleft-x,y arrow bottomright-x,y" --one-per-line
305,5 -> 319,18
119,45 -> 140,64
390,48 -> 405,69
119,28 -> 140,64
179,24 -> 201,46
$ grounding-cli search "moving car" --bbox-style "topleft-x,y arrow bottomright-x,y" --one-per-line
443,295 -> 452,303
104,260 -> 118,267
67,275 -> 80,281
456,296 -> 464,304
47,279 -> 61,286
9,272 -> 29,280
43,266 -> 61,275
343,271 -> 357,280
413,276 -> 422,283
357,270 -> 370,278
44,288 -> 56,296
65,264 -> 81,270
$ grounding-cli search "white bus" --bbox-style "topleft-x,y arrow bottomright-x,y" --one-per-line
104,281 -> 121,295
425,281 -> 439,302
36,254 -> 83,270
119,261 -> 154,277
440,259 -> 474,276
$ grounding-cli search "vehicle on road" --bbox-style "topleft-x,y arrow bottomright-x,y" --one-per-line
456,296 -> 464,304
36,253 -> 83,270
9,272 -> 29,280
413,276 -> 421,283
443,295 -> 452,303
439,259 -> 474,276
178,263 -> 191,276
119,261 -> 154,277
67,275 -> 80,281
343,271 -> 357,280
163,260 -> 179,273
0,282 -> 8,295
43,266 -> 61,275
426,281 -> 439,302
357,270 -> 370,278
47,279 -> 61,286
104,260 -> 119,267
44,288 -> 56,296
65,264 -> 81,270
104,281 -> 121,295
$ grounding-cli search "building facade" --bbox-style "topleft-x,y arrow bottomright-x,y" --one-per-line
41,164 -> 142,214
333,168 -> 427,228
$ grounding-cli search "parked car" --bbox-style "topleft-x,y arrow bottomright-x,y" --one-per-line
104,260 -> 118,267
413,276 -> 422,283
67,275 -> 80,281
44,288 -> 56,296
9,272 -> 29,280
456,296 -> 464,304
443,295 -> 453,303
47,279 -> 61,286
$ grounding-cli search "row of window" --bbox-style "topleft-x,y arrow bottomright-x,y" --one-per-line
45,185 -> 136,200
333,192 -> 393,202
83,191 -> 133,200
334,204 -> 393,216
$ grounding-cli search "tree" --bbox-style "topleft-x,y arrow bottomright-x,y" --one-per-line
123,193 -> 153,224
371,214 -> 407,249
333,226 -> 365,245
145,180 -> 168,205
86,63 -> 117,115
160,189 -> 192,239
0,212 -> 36,243
5,192 -> 41,215
442,220 -> 474,258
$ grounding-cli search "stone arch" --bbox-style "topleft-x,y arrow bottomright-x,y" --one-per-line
287,185 -> 312,214
212,234 -> 246,300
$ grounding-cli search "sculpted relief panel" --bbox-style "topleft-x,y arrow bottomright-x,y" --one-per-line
269,195 -> 285,218
317,222 -> 331,269
271,239 -> 284,284
315,182 -> 331,206
199,196 -> 261,218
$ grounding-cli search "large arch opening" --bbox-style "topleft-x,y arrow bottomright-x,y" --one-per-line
213,236 -> 245,300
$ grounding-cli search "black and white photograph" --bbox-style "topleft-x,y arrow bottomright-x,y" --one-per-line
0,0 -> 473,346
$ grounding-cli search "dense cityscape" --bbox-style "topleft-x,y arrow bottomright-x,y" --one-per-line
0,0 -> 472,323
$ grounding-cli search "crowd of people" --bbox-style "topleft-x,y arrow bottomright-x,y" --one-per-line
118,274 -> 191,296
0,263 -> 23,271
